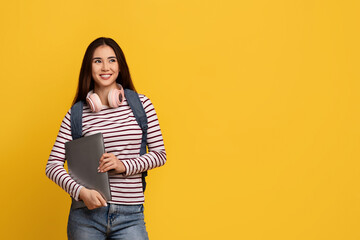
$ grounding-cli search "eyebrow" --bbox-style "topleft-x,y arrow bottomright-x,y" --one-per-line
92,56 -> 117,60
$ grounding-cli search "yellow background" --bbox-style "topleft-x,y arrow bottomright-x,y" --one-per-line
0,0 -> 359,239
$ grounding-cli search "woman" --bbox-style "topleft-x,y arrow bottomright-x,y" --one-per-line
46,37 -> 166,239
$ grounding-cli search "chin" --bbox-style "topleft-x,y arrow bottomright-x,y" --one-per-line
95,80 -> 117,89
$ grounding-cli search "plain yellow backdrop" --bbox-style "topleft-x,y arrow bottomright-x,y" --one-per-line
0,0 -> 360,239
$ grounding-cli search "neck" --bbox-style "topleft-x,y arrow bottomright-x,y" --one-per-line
94,82 -> 119,106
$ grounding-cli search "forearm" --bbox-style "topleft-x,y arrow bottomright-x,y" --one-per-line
45,160 -> 83,200
120,96 -> 167,176
121,150 -> 166,176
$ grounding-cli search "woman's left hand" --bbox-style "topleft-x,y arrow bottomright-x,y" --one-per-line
98,152 -> 126,175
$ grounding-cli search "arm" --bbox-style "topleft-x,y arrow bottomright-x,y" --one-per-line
45,110 -> 107,209
121,95 -> 167,176
45,110 -> 84,200
46,109 -> 110,209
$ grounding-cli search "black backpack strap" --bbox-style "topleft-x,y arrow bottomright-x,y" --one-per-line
70,101 -> 84,140
124,89 -> 149,192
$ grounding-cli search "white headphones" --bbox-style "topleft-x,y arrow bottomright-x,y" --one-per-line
86,84 -> 125,113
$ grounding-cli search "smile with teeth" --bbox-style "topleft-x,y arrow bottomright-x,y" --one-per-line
100,74 -> 112,80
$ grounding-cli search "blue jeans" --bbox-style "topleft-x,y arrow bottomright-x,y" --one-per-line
67,204 -> 149,240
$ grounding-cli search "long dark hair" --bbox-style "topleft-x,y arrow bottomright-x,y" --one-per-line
72,37 -> 136,105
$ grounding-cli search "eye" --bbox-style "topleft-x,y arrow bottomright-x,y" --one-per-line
109,58 -> 117,63
94,59 -> 101,63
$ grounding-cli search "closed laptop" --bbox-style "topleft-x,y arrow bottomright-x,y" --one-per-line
65,133 -> 111,202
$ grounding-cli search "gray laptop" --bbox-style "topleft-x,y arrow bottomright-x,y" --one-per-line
65,133 -> 111,202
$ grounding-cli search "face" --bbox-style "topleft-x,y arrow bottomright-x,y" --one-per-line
91,45 -> 119,90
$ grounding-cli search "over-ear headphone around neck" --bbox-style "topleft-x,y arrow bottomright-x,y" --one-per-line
86,84 -> 125,113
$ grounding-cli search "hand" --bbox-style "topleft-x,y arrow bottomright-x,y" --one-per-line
98,152 -> 126,175
79,188 -> 107,210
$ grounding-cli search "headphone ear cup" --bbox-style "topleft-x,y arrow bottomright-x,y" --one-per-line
86,93 -> 102,112
108,86 -> 125,108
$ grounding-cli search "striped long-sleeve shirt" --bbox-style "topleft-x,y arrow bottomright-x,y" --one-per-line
45,94 -> 166,205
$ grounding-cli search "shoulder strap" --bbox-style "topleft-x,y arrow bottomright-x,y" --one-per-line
124,89 -> 149,192
70,101 -> 84,140
124,89 -> 148,156
70,100 -> 86,209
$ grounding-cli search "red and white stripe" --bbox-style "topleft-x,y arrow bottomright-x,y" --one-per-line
46,94 -> 166,205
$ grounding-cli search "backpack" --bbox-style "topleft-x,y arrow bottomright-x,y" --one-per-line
70,89 -> 148,208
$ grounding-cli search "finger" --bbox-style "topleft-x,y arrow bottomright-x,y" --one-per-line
99,153 -> 114,164
100,153 -> 107,163
98,159 -> 105,169
105,152 -> 114,157
100,152 -> 112,161
98,157 -> 113,170
101,165 -> 115,173
88,192 -> 102,209
100,162 -> 116,172
99,161 -> 115,172
96,192 -> 107,206
92,200 -> 102,209
99,160 -> 111,171
102,152 -> 113,158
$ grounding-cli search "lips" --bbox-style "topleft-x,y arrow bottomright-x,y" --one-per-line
100,74 -> 112,80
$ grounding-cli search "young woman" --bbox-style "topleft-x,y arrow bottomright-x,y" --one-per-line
46,37 -> 166,239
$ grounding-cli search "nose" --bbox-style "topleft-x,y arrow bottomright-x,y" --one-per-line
101,61 -> 110,71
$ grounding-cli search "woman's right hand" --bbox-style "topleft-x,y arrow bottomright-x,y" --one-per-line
79,187 -> 107,210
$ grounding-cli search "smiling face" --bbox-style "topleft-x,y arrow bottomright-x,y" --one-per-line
91,45 -> 119,90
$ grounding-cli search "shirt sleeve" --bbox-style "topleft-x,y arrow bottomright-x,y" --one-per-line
45,109 -> 83,201
121,95 -> 167,176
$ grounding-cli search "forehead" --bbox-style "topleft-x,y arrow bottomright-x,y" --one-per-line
93,45 -> 116,58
